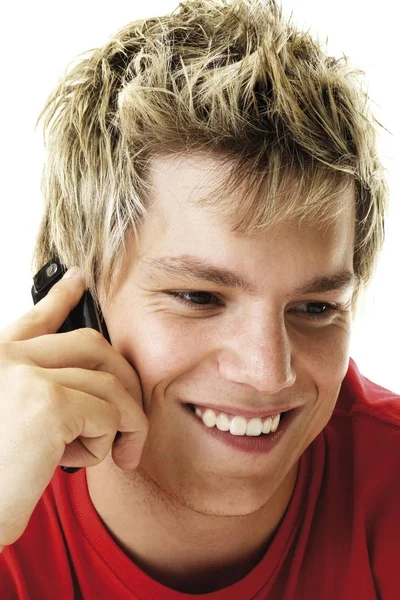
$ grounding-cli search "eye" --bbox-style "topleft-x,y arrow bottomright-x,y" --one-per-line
166,292 -> 348,321
294,302 -> 342,321
167,291 -> 222,310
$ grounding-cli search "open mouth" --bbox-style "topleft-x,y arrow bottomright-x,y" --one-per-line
183,402 -> 301,454
186,403 -> 290,437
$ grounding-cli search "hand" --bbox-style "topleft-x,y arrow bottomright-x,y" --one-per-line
0,267 -> 148,549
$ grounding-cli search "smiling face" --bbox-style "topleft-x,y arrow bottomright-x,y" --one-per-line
99,153 -> 356,517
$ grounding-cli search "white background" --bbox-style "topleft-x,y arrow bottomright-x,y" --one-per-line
0,1 -> 398,392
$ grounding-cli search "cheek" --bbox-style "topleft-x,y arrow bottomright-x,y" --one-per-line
304,329 -> 350,422
116,315 -> 204,391
292,325 -> 351,432
317,330 -> 351,387
296,323 -> 351,382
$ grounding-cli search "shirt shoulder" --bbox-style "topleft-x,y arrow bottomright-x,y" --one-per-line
335,358 -> 400,427
330,358 -> 400,479
325,359 -> 400,596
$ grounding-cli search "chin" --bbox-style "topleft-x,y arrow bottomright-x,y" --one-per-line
136,461 -> 277,517
173,497 -> 267,518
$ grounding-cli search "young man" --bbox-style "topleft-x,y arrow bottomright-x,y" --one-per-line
0,0 -> 398,598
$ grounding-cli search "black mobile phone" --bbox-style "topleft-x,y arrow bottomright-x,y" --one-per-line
31,258 -> 111,344
31,258 -> 118,473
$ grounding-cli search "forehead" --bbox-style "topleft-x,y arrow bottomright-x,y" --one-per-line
138,154 -> 355,265
147,153 -> 227,233
127,154 -> 356,305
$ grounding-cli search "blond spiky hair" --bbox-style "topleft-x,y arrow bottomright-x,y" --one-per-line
32,0 -> 388,309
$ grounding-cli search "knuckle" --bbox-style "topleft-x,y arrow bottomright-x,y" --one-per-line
56,414 -> 81,445
110,403 -> 122,423
105,399 -> 121,420
86,434 -> 116,465
0,340 -> 15,361
40,379 -> 66,409
98,370 -> 121,390
8,362 -> 35,386
74,327 -> 105,345
0,363 -> 37,407
85,327 -> 104,341
13,360 -> 29,376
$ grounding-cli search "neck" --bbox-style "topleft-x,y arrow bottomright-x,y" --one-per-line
87,457 -> 298,594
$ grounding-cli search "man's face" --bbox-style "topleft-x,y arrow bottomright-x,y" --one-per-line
100,154 -> 355,517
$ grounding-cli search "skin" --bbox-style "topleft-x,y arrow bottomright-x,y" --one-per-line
87,153 -> 356,594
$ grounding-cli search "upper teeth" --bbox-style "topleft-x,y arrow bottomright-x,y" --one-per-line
194,407 -> 281,437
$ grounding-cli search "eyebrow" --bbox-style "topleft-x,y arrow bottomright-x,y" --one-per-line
141,255 -> 358,296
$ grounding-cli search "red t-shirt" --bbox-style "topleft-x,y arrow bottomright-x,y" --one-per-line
1,359 -> 400,599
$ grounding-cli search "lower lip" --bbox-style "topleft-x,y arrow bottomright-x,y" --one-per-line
184,404 -> 302,454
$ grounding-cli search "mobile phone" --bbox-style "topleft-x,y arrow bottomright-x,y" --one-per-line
31,258 -> 111,343
31,258 -> 119,473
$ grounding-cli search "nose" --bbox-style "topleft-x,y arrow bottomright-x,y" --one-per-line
218,315 -> 296,394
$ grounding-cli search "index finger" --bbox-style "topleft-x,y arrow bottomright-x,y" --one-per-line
17,328 -> 143,408
0,267 -> 86,343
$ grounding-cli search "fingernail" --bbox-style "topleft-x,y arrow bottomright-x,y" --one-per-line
60,466 -> 81,474
62,267 -> 82,281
